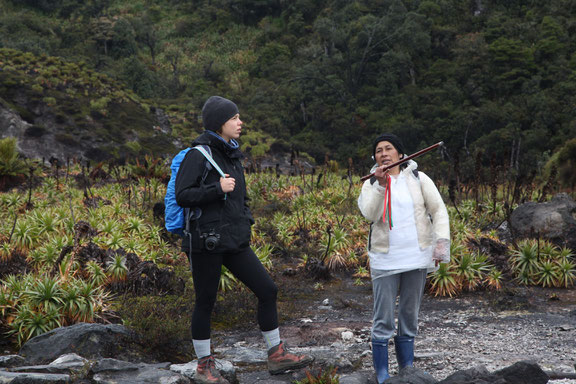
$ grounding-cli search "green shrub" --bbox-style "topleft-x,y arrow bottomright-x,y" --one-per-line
0,137 -> 27,178
125,141 -> 142,154
294,366 -> 339,384
42,97 -> 57,106
90,97 -> 111,115
31,84 -> 43,93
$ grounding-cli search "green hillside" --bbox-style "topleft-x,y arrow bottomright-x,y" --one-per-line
0,48 -> 179,159
0,0 -> 575,181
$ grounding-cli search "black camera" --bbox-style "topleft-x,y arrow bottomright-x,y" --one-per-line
201,231 -> 220,251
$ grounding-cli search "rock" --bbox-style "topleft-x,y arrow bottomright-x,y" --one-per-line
220,346 -> 267,364
494,361 -> 549,384
170,359 -> 236,383
93,363 -> 190,384
509,193 -> 576,249
91,358 -> 141,373
0,99 -> 84,163
497,221 -> 513,243
438,361 -> 549,384
385,367 -> 438,384
339,371 -> 372,384
0,371 -> 71,383
7,354 -> 89,376
341,331 -> 355,341
235,371 -> 293,383
438,365 -> 491,383
152,107 -> 172,135
49,354 -> 89,371
320,355 -> 353,372
0,355 -> 25,368
308,344 -> 364,373
19,323 -> 145,365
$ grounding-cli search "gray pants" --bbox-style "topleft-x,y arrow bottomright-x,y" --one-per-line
371,269 -> 427,340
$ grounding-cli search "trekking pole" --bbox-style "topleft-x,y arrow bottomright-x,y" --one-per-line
360,141 -> 444,182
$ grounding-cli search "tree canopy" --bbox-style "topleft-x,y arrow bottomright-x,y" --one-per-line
0,0 -> 575,177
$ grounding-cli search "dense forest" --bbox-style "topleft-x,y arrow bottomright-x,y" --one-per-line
1,0 -> 575,185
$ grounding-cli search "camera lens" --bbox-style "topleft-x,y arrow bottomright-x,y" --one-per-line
205,236 -> 218,251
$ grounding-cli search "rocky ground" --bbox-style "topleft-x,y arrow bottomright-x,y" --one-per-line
1,271 -> 574,383
209,274 -> 576,383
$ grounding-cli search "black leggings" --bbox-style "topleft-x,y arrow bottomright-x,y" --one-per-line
190,247 -> 279,340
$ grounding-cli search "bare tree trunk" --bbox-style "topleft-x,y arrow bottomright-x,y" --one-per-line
515,137 -> 521,171
300,102 -> 307,123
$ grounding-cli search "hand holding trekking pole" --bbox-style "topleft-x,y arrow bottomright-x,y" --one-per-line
360,141 -> 444,182
373,165 -> 391,187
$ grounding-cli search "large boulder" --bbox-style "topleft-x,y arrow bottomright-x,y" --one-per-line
509,193 -> 576,250
438,361 -> 549,384
19,323 -> 147,365
0,98 -> 76,162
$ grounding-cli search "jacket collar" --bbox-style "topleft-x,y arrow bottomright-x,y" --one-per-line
192,131 -> 243,159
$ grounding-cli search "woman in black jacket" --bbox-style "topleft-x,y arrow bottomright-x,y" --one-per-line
175,96 -> 313,384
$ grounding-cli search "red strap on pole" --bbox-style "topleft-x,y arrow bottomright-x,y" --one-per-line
382,174 -> 393,230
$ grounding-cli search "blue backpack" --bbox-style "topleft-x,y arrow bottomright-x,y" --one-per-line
164,145 -> 226,236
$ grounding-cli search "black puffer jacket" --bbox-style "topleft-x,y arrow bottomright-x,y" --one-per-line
175,132 -> 254,254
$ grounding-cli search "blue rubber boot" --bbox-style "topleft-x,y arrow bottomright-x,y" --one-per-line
372,339 -> 390,383
394,335 -> 414,369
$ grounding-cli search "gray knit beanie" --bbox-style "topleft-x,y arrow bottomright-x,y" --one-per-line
201,96 -> 239,132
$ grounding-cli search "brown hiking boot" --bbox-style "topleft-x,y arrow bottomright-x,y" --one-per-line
267,341 -> 314,375
195,355 -> 230,384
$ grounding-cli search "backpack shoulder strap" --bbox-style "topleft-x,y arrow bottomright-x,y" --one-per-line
192,145 -> 226,178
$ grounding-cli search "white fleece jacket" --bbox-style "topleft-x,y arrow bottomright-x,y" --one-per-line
357,160 -> 450,260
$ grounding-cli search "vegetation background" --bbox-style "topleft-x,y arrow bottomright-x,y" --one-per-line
0,0 -> 575,184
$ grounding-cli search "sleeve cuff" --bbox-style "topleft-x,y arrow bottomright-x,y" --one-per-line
374,183 -> 388,195
214,182 -> 225,196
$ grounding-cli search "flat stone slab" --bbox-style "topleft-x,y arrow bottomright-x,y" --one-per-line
7,353 -> 89,375
0,371 -> 70,383
92,365 -> 189,384
171,359 -> 236,383
0,356 -> 25,369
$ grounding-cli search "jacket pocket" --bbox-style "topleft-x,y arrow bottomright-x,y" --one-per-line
219,217 -> 251,250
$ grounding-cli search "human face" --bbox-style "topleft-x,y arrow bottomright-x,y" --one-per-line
219,114 -> 243,142
374,141 -> 402,174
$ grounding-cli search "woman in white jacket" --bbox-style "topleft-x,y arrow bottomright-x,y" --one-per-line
358,133 -> 450,383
